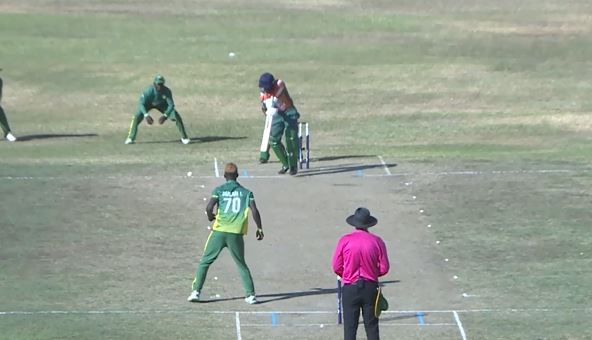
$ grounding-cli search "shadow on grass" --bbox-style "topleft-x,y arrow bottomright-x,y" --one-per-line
314,155 -> 376,162
380,313 -> 423,322
142,136 -> 247,144
16,133 -> 98,141
295,162 -> 397,177
257,279 -> 400,305
196,280 -> 400,304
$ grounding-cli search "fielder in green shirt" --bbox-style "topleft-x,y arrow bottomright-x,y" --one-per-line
125,74 -> 190,144
188,163 -> 264,305
0,72 -> 17,142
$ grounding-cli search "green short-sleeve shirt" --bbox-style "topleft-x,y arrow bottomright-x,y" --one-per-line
211,180 -> 254,235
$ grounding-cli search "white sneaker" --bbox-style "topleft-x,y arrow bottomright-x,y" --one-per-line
124,138 -> 134,145
181,138 -> 190,145
244,295 -> 258,305
6,133 -> 16,142
187,290 -> 200,302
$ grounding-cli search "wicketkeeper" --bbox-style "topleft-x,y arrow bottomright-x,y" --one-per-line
258,72 -> 300,175
125,74 -> 190,144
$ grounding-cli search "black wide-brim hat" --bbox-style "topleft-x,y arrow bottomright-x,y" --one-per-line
346,207 -> 378,229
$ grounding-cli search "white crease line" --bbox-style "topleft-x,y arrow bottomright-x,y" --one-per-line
214,158 -> 220,178
377,155 -> 392,176
241,323 -> 457,327
235,312 -> 242,340
1,168 -> 587,181
2,308 -> 590,316
454,311 -> 468,340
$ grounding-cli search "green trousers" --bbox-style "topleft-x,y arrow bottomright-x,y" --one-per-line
127,105 -> 188,141
0,78 -> 11,136
0,106 -> 12,136
261,107 -> 300,169
192,230 -> 255,297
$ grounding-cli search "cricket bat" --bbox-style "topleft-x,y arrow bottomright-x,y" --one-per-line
260,111 -> 273,152
260,98 -> 277,152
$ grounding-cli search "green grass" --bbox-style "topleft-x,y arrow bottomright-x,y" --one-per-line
1,0 -> 591,339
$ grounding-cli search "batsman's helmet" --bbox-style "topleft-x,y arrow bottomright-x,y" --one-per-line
258,72 -> 275,92
154,74 -> 165,85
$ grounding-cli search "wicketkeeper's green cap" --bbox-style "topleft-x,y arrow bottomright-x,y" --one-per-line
154,74 -> 165,85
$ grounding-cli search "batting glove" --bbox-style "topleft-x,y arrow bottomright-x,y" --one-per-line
158,115 -> 167,124
256,228 -> 264,241
145,115 -> 154,125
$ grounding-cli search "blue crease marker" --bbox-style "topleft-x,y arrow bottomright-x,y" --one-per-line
356,170 -> 364,177
271,312 -> 277,326
416,311 -> 425,326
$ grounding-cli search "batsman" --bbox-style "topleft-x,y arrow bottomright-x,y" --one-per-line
258,73 -> 300,175
125,74 -> 190,144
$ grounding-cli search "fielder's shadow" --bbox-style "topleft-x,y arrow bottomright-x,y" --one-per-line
15,133 -> 98,142
256,279 -> 401,305
196,287 -> 336,304
195,280 -> 400,305
295,163 -> 397,177
143,136 -> 247,144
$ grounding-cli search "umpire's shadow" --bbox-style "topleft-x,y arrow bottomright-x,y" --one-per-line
16,133 -> 98,142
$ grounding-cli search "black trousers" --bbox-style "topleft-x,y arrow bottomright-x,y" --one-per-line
342,279 -> 379,340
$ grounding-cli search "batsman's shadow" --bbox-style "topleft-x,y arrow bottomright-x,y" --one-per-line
314,155 -> 376,162
295,163 -> 397,177
16,133 -> 98,142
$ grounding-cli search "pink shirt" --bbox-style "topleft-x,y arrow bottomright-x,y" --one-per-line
332,229 -> 390,285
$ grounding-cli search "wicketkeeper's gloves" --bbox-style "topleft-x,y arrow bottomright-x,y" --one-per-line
145,115 -> 154,125
256,228 -> 264,241
158,115 -> 167,124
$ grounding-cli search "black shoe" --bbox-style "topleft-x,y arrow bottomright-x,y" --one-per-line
278,167 -> 289,175
289,168 -> 298,175
259,159 -> 268,164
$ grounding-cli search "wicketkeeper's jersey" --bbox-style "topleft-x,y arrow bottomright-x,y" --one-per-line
211,180 -> 254,235
259,79 -> 294,112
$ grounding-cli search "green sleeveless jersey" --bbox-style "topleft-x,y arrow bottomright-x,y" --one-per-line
211,180 -> 254,235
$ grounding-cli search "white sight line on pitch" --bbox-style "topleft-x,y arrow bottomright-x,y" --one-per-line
241,323 -> 457,327
1,167 -> 588,181
214,157 -> 220,178
453,311 -> 468,340
377,155 -> 392,175
2,307 -> 590,316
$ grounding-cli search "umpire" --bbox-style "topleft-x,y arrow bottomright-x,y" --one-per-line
332,207 -> 390,340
